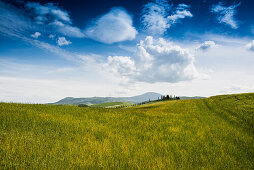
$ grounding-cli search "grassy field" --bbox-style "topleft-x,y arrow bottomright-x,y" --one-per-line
0,93 -> 253,169
90,102 -> 133,108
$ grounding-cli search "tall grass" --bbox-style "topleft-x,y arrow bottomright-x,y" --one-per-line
0,93 -> 253,169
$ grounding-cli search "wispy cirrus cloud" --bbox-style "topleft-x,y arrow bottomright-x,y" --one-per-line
0,1 -> 78,61
211,2 -> 241,29
141,0 -> 192,35
25,2 -> 71,24
167,4 -> 193,24
0,1 -> 33,39
0,1 -> 84,40
25,2 -> 84,38
84,7 -> 137,44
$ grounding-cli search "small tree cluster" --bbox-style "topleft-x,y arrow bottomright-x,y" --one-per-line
78,104 -> 89,107
160,95 -> 180,101
136,94 -> 180,106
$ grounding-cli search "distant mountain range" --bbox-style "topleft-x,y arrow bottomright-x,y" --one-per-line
50,92 -> 205,105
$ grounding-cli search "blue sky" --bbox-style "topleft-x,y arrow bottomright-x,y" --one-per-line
0,0 -> 254,103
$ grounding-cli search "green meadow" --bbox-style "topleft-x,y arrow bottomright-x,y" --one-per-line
0,93 -> 253,169
90,102 -> 133,108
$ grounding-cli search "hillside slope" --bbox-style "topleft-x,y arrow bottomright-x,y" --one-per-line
0,93 -> 253,169
51,92 -> 205,105
52,92 -> 163,105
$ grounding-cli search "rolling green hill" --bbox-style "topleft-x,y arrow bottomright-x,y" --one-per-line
0,93 -> 253,169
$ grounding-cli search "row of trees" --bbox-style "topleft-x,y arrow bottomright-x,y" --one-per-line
159,95 -> 180,100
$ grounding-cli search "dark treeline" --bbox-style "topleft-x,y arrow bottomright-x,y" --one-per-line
159,95 -> 180,101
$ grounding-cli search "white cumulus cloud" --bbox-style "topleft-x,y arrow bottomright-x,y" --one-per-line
84,7 -> 137,44
105,36 -> 201,83
246,40 -> 254,52
31,32 -> 41,38
57,37 -> 72,46
106,56 -> 137,76
141,0 -> 193,35
196,41 -> 217,51
211,2 -> 241,29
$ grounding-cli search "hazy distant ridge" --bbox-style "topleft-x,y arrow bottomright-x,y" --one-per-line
51,92 -> 204,105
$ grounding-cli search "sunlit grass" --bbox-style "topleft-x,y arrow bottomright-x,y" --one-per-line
0,93 -> 253,169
